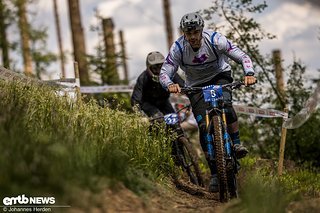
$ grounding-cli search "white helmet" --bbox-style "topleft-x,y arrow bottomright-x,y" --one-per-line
146,51 -> 165,68
180,12 -> 204,32
146,51 -> 165,82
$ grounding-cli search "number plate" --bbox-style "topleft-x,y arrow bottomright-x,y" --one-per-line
164,113 -> 179,125
203,85 -> 223,102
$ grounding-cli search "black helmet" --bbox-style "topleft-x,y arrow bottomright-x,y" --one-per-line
180,12 -> 204,32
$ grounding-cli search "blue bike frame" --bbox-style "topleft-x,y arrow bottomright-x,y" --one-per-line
202,85 -> 233,161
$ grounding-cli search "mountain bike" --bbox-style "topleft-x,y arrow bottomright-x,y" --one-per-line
150,105 -> 204,187
181,81 -> 245,202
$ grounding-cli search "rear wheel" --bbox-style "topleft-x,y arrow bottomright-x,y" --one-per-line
177,137 -> 204,187
212,115 -> 228,202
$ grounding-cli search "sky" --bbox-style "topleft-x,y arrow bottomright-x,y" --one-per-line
30,0 -> 320,84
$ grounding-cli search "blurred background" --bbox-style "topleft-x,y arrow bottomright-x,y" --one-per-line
1,0 -> 319,84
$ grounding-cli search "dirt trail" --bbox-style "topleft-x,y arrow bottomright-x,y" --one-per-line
68,159 -> 320,212
68,174 -> 320,213
68,176 -> 224,213
148,179 -> 221,213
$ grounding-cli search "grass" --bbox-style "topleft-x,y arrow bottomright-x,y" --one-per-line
0,80 -> 174,202
223,156 -> 320,213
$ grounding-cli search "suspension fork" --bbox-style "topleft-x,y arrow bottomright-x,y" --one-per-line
222,108 -> 232,158
205,109 -> 215,161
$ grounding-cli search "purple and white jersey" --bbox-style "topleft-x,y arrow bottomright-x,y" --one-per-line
160,30 -> 254,87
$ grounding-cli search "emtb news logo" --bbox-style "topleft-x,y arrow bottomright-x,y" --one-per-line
2,194 -> 55,206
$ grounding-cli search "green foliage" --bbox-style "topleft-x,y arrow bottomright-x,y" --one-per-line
230,173 -> 296,213
84,92 -> 132,112
0,80 -> 173,200
2,0 -> 57,77
87,15 -> 122,85
284,61 -> 320,166
279,169 -> 320,197
0,0 -> 19,69
29,26 -> 58,79
226,157 -> 319,213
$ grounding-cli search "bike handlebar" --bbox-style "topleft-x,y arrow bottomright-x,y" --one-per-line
180,81 -> 245,94
149,104 -> 191,122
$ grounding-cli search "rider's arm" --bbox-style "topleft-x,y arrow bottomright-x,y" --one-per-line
159,44 -> 181,91
214,33 -> 256,86
214,33 -> 254,76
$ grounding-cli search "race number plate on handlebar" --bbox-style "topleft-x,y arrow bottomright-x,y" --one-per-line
164,113 -> 179,125
203,85 -> 223,102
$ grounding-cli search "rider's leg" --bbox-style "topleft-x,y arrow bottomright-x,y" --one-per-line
225,106 -> 248,159
199,121 -> 219,192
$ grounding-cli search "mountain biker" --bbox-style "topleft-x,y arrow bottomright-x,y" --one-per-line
131,51 -> 186,165
131,51 -> 184,118
159,12 -> 256,193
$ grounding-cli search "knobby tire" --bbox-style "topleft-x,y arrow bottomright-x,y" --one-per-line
178,137 -> 204,187
212,115 -> 228,202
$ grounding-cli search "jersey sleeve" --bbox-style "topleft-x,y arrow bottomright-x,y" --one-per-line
214,32 -> 255,75
159,42 -> 181,89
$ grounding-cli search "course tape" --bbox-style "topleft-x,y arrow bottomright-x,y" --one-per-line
80,85 -> 134,93
233,105 -> 287,118
169,94 -> 288,118
282,82 -> 320,129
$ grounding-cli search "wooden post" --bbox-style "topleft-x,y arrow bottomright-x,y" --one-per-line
278,108 -> 288,176
119,30 -> 129,84
73,61 -> 81,102
273,50 -> 286,105
162,0 -> 173,50
273,49 -> 288,175
53,0 -> 66,78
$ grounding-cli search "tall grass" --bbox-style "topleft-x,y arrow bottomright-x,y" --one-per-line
0,80 -> 173,200
223,156 -> 320,213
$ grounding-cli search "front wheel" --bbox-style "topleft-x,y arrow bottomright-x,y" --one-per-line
177,137 -> 204,187
212,115 -> 228,202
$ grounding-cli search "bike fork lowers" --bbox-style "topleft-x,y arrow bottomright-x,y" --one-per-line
205,110 -> 215,161
221,109 -> 232,158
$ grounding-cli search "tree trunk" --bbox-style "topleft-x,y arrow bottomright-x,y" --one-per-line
53,0 -> 65,78
102,18 -> 119,85
68,0 -> 89,85
0,0 -> 10,69
162,0 -> 173,50
16,0 -> 32,76
119,30 -> 128,84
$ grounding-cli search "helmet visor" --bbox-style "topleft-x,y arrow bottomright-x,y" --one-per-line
150,63 -> 162,75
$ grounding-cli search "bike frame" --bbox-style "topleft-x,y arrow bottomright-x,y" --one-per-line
149,104 -> 204,186
202,85 -> 233,161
